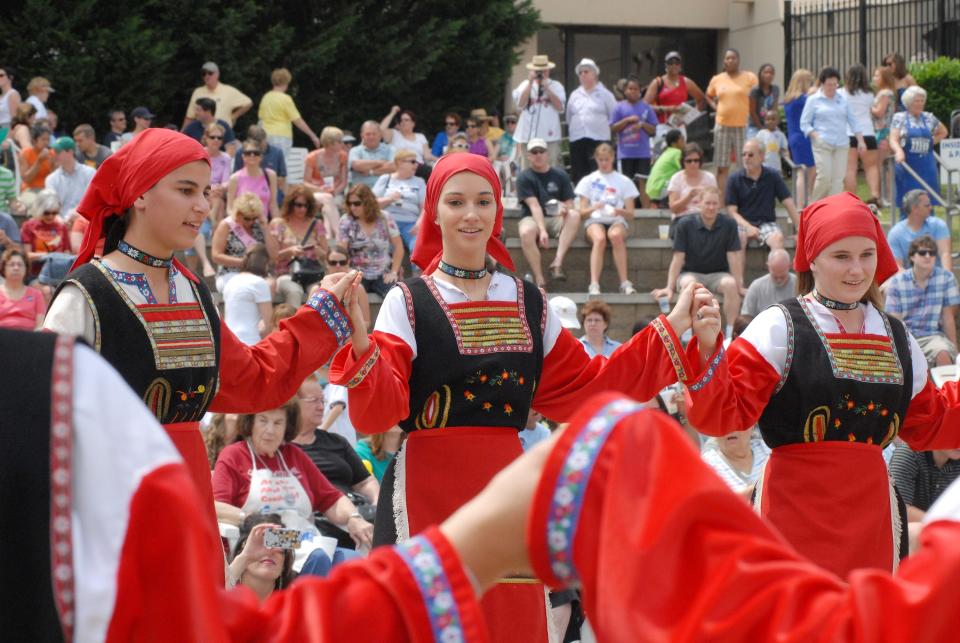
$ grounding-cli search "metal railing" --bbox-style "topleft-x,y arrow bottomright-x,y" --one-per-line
880,154 -> 960,238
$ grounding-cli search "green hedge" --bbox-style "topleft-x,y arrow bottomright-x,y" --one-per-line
909,57 -> 960,126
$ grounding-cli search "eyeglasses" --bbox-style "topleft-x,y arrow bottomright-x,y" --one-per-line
451,143 -> 468,150
742,152 -> 756,157
347,200 -> 363,207
401,159 -> 418,164
505,119 -> 517,125
291,201 -> 309,208
683,157 -> 702,164
241,214 -> 260,221
913,249 -> 936,257
206,135 -> 223,140
666,59 -> 682,65
466,124 -> 478,129
529,149 -> 547,155
445,121 -> 458,127
242,150 -> 262,156
327,259 -> 348,266
43,210 -> 60,216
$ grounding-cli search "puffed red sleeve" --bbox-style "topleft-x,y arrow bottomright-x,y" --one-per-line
328,331 -> 414,434
532,315 -> 690,421
899,379 -> 960,450
526,393 -> 960,642
226,527 -> 489,643
210,289 -> 352,413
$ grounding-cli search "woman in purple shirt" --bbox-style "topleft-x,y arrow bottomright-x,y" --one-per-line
465,117 -> 493,159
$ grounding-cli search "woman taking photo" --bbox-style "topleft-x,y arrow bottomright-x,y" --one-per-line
303,126 -> 348,237
782,68 -> 817,208
379,106 -> 436,178
800,66 -> 866,200
0,248 -> 45,329
44,128 -> 368,587
337,183 -> 403,298
227,517 -> 296,599
213,399 -> 372,570
839,64 -> 881,205
889,85 -> 947,218
227,140 -> 280,220
270,186 -> 329,306
211,192 -> 278,292
574,142 -> 638,296
683,191 -> 960,578
328,152 -> 713,642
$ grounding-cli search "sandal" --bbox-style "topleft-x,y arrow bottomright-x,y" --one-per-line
549,265 -> 567,281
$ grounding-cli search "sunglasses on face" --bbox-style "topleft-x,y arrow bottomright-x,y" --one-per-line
291,201 -> 309,208
913,250 -> 936,257
445,121 -> 458,127
327,259 -> 348,266
529,149 -> 547,155
347,200 -> 363,207
451,143 -> 468,150
667,59 -> 681,65
43,210 -> 60,216
467,124 -> 478,129
401,159 -> 418,164
206,135 -> 223,140
243,150 -> 262,156
684,157 -> 702,164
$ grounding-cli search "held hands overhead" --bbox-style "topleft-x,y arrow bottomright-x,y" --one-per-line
665,282 -> 722,358
320,270 -> 370,355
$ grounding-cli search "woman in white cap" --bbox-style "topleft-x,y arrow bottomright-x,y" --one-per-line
566,58 -> 617,183
512,54 -> 566,168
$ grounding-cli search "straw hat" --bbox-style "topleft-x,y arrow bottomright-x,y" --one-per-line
470,108 -> 493,122
526,55 -> 556,71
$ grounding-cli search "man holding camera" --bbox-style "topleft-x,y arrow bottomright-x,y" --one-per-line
513,54 -> 566,169
517,138 -> 578,288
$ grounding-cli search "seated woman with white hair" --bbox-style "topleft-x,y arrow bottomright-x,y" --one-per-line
889,85 -> 948,218
18,189 -> 72,295
304,126 -> 349,237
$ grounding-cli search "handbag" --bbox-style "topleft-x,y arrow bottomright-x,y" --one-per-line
288,217 -> 325,288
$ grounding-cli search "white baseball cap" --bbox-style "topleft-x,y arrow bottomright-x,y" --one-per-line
549,296 -> 581,329
527,138 -> 548,152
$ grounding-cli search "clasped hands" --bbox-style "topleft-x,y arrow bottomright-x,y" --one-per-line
665,282 -> 722,359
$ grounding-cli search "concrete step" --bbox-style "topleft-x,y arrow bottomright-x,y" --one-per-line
500,207 -> 795,239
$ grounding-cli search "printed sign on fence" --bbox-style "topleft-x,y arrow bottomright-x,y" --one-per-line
940,139 -> 960,171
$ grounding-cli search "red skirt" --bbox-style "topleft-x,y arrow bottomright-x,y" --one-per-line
165,421 -> 225,584
403,427 -> 550,643
758,441 -> 900,578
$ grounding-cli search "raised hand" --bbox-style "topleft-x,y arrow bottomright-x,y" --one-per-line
665,281 -> 698,336
691,289 -> 722,360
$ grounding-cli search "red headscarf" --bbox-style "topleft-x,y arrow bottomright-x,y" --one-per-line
71,128 -> 210,274
410,154 -> 514,273
794,192 -> 899,285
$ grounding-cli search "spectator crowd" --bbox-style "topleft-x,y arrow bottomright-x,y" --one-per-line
2,46 -> 960,640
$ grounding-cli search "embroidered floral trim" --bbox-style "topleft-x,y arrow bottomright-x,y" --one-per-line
398,281 -> 416,332
346,345 -> 380,388
395,535 -> 465,642
50,335 -> 75,642
774,302 -> 795,394
651,316 -> 687,383
545,398 -> 644,586
688,346 -> 724,392
117,239 -> 173,269
104,263 -> 179,304
799,296 -> 904,385
308,289 -> 352,347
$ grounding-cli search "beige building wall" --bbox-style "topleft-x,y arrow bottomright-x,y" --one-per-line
509,0 -> 786,103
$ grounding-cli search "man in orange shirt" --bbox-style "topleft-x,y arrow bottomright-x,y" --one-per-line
706,48 -> 758,202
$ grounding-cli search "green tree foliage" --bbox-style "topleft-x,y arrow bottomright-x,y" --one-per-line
0,0 -> 539,143
910,57 -> 960,126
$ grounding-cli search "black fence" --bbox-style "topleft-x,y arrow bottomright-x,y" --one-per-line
785,0 -> 960,78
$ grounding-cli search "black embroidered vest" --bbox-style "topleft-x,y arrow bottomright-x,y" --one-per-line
758,297 -> 913,449
398,275 -> 545,432
0,330 -> 65,642
55,261 -> 221,424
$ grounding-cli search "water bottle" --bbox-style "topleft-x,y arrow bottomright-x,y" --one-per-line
658,296 -> 671,314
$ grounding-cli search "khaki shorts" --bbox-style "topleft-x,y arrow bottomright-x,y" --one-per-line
679,271 -> 734,295
519,214 -> 565,238
915,333 -> 958,367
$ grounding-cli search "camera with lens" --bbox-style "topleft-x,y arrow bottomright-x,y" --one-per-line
535,71 -> 544,80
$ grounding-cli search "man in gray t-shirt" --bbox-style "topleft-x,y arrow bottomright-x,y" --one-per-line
741,248 -> 797,316
349,121 -> 396,188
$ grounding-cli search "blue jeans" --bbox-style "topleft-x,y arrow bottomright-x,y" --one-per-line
299,546 -> 363,577
394,219 -> 417,255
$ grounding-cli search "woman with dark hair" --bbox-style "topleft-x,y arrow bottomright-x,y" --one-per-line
578,298 -> 621,357
0,66 -> 20,129
270,185 -> 329,305
882,52 -> 917,111
748,63 -> 780,139
328,152 -> 714,642
337,183 -> 403,297
380,106 -> 436,179
464,117 -> 493,159
0,247 -> 45,329
10,102 -> 36,150
203,412 -> 239,468
800,66 -> 866,200
643,51 -> 706,137
684,191 -> 960,578
213,398 -> 373,570
228,514 -> 297,599
840,63 -> 880,204
228,139 -> 280,220
666,142 -> 717,228
43,128 -> 368,587
20,123 -> 53,190
222,243 -> 273,346
431,111 -> 462,157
